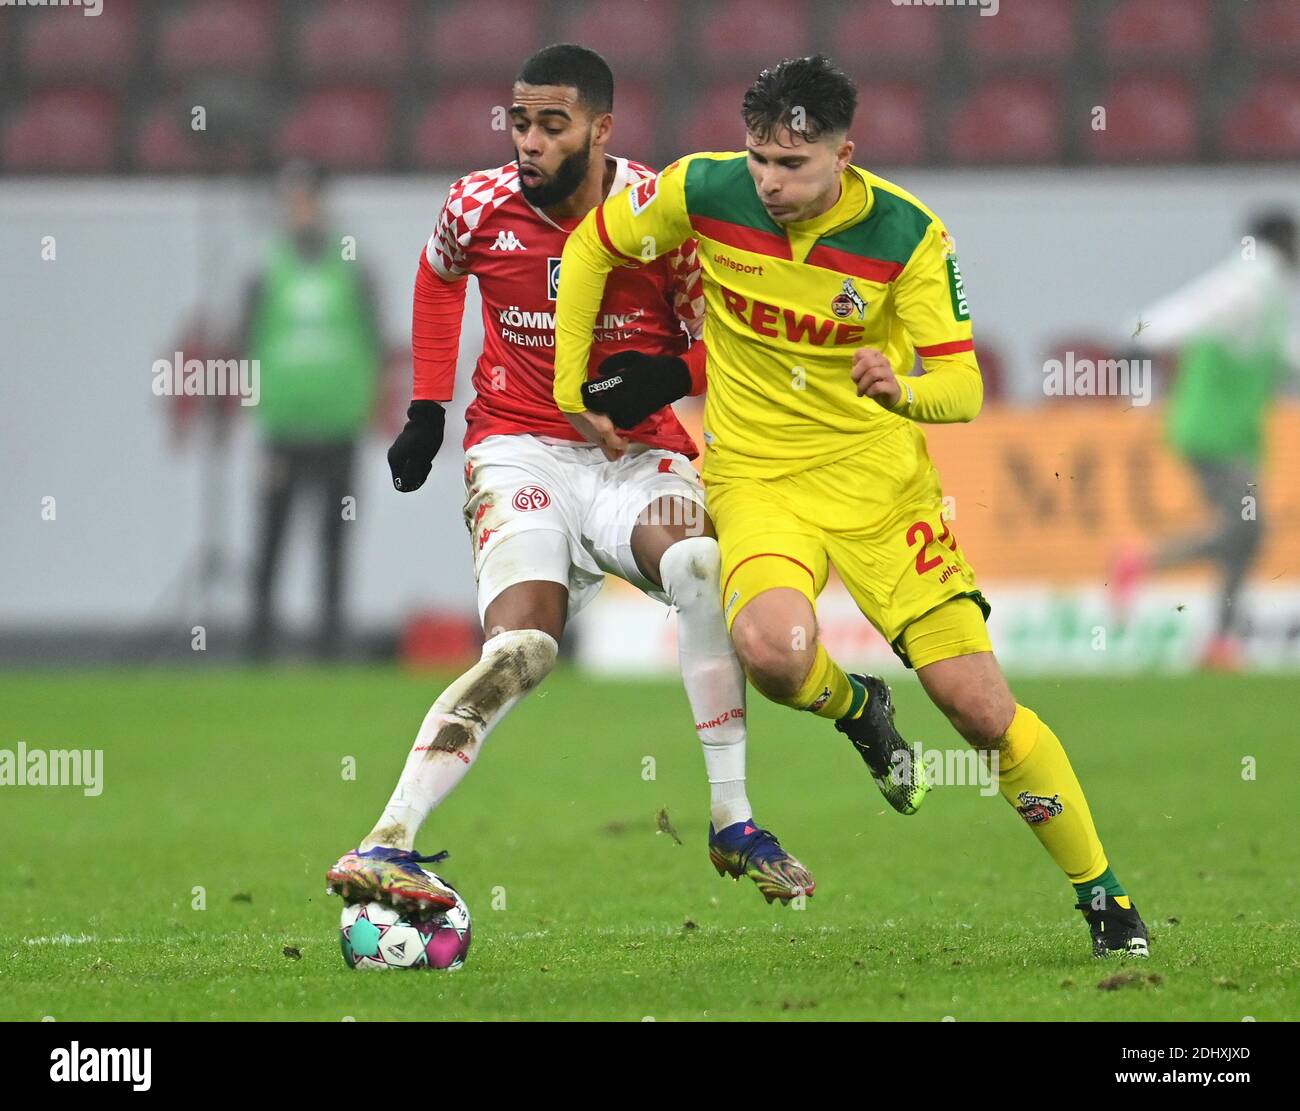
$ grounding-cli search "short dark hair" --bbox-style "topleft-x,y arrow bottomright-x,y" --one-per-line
516,43 -> 614,115
1248,209 -> 1297,264
742,54 -> 857,144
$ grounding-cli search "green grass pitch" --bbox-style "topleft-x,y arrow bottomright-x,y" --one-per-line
1,668 -> 1295,1021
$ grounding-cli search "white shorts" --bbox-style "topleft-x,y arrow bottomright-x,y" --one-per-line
462,434 -> 709,624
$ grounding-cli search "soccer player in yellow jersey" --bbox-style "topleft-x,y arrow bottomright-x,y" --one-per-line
553,55 -> 1149,958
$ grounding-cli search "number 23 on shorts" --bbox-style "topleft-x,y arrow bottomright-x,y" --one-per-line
906,516 -> 960,578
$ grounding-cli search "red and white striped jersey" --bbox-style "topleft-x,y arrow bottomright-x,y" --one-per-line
415,156 -> 707,457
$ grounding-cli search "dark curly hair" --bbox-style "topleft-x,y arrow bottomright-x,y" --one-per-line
742,54 -> 857,145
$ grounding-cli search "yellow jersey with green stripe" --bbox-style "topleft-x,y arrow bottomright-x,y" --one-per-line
554,151 -> 981,481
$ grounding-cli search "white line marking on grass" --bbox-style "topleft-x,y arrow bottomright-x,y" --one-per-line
24,932 -> 323,945
489,924 -> 853,942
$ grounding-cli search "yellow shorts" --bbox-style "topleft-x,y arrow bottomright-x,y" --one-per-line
707,422 -> 991,669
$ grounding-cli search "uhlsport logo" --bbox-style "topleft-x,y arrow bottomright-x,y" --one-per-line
712,251 -> 765,276
1015,791 -> 1064,825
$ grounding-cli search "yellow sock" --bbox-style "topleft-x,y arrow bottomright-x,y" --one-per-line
763,643 -> 858,720
995,705 -> 1109,885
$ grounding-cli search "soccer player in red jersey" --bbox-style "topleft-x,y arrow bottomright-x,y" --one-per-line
327,45 -> 812,909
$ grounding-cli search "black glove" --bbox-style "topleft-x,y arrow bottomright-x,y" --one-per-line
581,351 -> 692,430
387,400 -> 446,492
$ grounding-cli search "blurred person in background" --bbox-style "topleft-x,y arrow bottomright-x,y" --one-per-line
1114,211 -> 1298,670
242,163 -> 384,660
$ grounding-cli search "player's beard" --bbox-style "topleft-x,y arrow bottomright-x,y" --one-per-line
517,137 -> 592,209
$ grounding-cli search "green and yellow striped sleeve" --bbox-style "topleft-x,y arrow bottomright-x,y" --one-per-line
890,218 -> 983,423
553,158 -> 696,414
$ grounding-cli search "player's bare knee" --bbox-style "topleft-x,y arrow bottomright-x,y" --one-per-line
745,659 -> 805,702
731,625 -> 804,698
947,691 -> 1015,750
919,652 -> 1016,750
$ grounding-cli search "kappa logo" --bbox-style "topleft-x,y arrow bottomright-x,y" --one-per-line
629,175 -> 658,216
831,278 -> 867,320
1015,791 -> 1064,825
489,229 -> 527,251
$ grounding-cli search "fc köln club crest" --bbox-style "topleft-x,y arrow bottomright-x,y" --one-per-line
1015,791 -> 1064,825
831,278 -> 867,320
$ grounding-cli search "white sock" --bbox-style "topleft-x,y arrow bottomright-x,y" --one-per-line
659,536 -> 753,831
361,628 -> 558,851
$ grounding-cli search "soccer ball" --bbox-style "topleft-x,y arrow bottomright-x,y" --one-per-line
338,874 -> 471,971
